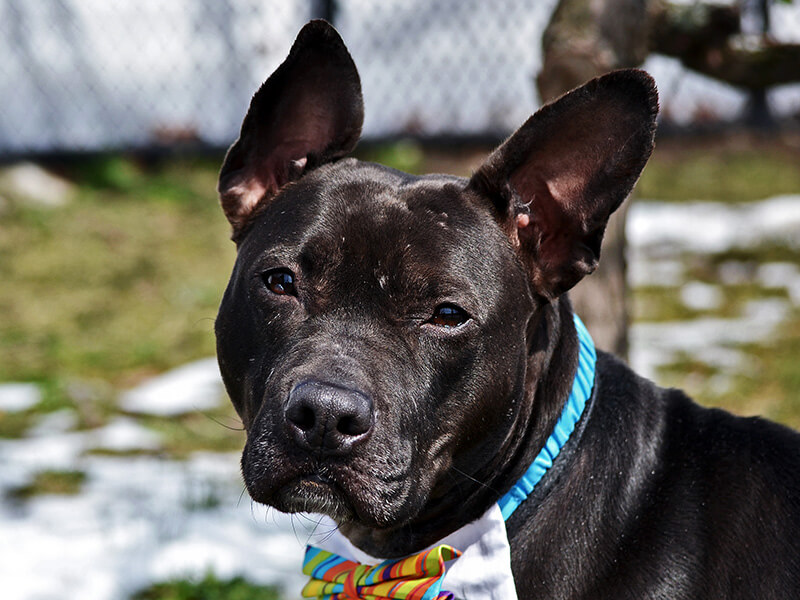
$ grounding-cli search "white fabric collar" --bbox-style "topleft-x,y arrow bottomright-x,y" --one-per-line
311,502 -> 517,600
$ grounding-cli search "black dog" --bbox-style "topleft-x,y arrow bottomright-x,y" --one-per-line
215,20 -> 800,598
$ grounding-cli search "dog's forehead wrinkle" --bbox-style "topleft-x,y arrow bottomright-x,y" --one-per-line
296,205 -> 491,309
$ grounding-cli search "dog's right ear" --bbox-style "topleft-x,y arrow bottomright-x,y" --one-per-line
218,20 -> 364,236
468,70 -> 658,300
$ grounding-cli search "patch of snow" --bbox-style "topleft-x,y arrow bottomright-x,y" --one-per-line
680,281 -> 723,311
1,432 -> 87,477
757,262 -> 799,289
627,258 -> 684,287
145,518 -> 303,587
0,383 -> 41,412
707,373 -> 735,396
0,417 -> 161,486
631,298 -> 790,381
789,281 -> 800,307
85,417 -> 162,452
2,195 -> 797,600
628,196 -> 800,255
757,262 -> 800,306
0,447 -> 310,600
0,162 -> 75,207
27,409 -> 79,436
120,358 -> 224,416
718,261 -> 755,285
742,298 -> 792,323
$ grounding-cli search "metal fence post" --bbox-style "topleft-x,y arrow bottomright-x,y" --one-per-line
312,0 -> 337,23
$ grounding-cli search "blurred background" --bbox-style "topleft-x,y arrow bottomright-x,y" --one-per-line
1,1 -> 799,599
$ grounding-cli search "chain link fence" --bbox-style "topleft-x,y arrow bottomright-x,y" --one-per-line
1,0 -> 799,159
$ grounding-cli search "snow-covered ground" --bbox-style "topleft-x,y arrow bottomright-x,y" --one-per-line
628,195 -> 800,380
119,358 -> 224,416
1,449 -> 312,599
1,195 -> 798,599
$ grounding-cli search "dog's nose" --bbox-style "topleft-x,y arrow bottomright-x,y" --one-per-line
284,381 -> 374,454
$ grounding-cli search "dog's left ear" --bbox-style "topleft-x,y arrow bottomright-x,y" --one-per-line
468,69 -> 658,299
218,20 -> 364,235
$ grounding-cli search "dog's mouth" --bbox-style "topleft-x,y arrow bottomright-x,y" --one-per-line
240,416 -> 429,529
244,449 -> 424,529
274,471 -> 357,521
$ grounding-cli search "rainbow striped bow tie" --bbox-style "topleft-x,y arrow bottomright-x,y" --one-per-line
301,544 -> 462,600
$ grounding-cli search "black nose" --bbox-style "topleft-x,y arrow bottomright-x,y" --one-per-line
284,381 -> 374,454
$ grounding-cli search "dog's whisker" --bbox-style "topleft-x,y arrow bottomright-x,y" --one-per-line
236,485 -> 248,508
193,316 -> 217,328
450,466 -> 497,493
304,514 -> 326,546
248,498 -> 260,525
289,512 -> 302,544
202,412 -> 245,431
315,525 -> 340,546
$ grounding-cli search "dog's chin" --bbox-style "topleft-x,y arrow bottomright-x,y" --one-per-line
248,470 -> 426,531
270,476 -> 356,522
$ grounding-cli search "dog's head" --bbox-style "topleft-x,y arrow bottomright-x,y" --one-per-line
215,21 -> 657,552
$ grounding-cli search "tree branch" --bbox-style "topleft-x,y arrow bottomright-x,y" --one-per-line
651,2 -> 800,90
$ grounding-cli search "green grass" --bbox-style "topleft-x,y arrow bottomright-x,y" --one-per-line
633,285 -> 699,322
702,245 -> 800,269
130,573 -> 282,600
658,353 -> 721,380
634,282 -> 789,322
357,137 -> 800,203
0,410 -> 37,438
627,139 -> 800,426
729,315 -> 800,429
0,156 -> 234,409
7,469 -> 87,500
357,140 -> 426,174
637,141 -> 800,202
656,311 -> 800,430
631,216 -> 799,427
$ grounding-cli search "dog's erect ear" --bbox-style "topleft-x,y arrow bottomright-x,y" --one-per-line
468,69 -> 658,299
218,20 -> 364,234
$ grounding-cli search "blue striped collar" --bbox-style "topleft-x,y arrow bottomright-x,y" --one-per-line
497,313 -> 597,520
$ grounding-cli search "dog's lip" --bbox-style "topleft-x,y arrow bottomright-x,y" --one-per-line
273,470 -> 358,521
288,469 -> 343,496
300,472 -> 334,486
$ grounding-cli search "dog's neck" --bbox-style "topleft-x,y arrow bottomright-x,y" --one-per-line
339,297 -> 581,557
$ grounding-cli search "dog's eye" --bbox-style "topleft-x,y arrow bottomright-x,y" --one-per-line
429,304 -> 469,328
263,270 -> 296,296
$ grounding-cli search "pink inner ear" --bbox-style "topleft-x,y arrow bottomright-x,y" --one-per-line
253,137 -> 315,193
221,149 -> 309,227
510,167 -> 583,269
291,156 -> 308,170
219,174 -> 267,226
